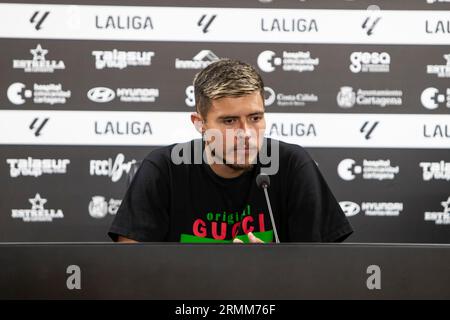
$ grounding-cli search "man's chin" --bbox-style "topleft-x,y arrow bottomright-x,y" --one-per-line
225,163 -> 254,172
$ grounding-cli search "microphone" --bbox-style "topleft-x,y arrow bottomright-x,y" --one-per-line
256,173 -> 280,243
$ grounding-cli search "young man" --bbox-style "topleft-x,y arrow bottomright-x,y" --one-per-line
108,59 -> 353,243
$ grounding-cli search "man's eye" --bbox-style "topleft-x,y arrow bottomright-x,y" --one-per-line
251,115 -> 262,122
223,119 -> 236,125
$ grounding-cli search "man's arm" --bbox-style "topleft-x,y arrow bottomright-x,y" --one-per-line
108,157 -> 170,242
117,235 -> 138,243
287,159 -> 353,242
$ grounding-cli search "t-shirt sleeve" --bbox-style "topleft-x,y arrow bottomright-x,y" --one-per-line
108,158 -> 170,242
286,160 -> 353,242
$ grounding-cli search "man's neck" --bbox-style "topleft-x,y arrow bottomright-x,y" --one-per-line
208,162 -> 246,179
204,145 -> 246,179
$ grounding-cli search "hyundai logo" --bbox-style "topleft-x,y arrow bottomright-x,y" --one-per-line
87,87 -> 115,103
339,201 -> 361,217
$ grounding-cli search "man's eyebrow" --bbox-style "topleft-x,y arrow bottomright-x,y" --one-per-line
217,112 -> 264,120
217,115 -> 239,120
248,112 -> 264,117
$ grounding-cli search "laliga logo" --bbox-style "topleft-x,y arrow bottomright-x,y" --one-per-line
257,50 -> 281,72
339,201 -> 361,217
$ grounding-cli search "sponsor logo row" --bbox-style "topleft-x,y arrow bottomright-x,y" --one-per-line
10,193 -> 120,222
5,155 -> 450,182
10,44 -> 450,76
6,46 -> 450,110
6,154 -> 136,182
8,191 -> 450,225
6,81 -> 450,111
340,197 -> 450,225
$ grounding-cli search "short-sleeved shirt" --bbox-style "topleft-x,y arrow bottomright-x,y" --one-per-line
108,138 -> 353,243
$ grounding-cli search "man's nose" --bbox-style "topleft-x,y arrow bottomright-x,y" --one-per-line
237,120 -> 253,138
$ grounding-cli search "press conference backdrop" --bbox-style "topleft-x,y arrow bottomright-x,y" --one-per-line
0,0 -> 449,243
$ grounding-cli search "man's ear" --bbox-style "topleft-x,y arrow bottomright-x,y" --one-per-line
190,112 -> 204,134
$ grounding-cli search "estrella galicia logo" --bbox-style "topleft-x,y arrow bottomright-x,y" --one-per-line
197,14 -> 217,33
29,117 -> 49,137
361,17 -> 381,36
87,87 -> 115,103
360,121 -> 379,140
30,11 -> 50,30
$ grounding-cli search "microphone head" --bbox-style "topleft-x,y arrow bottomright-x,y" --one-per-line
256,173 -> 270,188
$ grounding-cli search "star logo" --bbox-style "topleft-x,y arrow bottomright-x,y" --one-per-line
30,44 -> 48,61
441,197 -> 450,214
29,193 -> 47,210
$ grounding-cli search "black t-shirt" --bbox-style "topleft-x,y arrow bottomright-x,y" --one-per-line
108,138 -> 353,243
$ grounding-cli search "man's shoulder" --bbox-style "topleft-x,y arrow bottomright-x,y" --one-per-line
143,144 -> 173,163
143,139 -> 201,166
266,138 -> 313,168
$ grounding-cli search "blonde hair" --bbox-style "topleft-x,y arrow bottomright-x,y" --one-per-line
193,58 -> 265,118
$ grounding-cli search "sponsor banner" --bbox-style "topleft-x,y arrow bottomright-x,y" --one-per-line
7,82 -> 71,105
92,49 -> 154,70
89,153 -> 136,182
420,161 -> 450,181
175,50 -> 220,69
1,4 -> 450,44
13,43 -> 65,73
11,193 -> 64,222
87,87 -> 159,103
264,86 -> 318,107
424,196 -> 450,225
337,158 -> 400,181
349,51 -> 391,73
421,87 -> 450,109
340,201 -> 404,217
88,196 -> 121,218
337,87 -> 403,109
0,110 -> 449,148
257,50 -> 319,73
426,54 -> 450,78
6,157 -> 70,177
